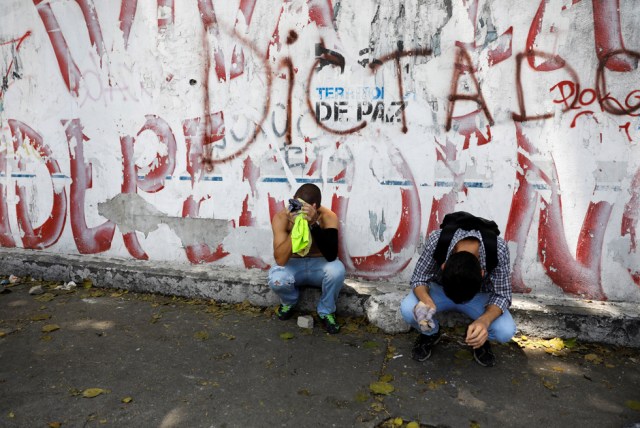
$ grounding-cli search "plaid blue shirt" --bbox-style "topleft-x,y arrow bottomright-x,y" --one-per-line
410,229 -> 512,313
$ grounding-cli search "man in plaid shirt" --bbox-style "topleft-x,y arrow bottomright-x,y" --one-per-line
400,224 -> 516,367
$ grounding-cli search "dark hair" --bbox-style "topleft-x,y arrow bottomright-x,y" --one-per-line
294,183 -> 321,207
441,251 -> 482,303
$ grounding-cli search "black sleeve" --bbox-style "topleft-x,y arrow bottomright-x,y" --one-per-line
310,225 -> 339,261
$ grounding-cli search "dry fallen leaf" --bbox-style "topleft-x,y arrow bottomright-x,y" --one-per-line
48,422 -> 62,428
82,388 -> 107,398
625,400 -> 640,411
584,354 -> 603,364
279,332 -> 294,340
35,293 -> 55,302
370,402 -> 385,412
379,374 -> 394,383
369,381 -> 394,395
121,397 -> 133,403
385,345 -> 397,360
544,338 -> 565,351
31,314 -> 52,321
354,392 -> 369,403
428,378 -> 447,390
220,332 -> 236,340
194,331 -> 209,341
41,324 -> 60,333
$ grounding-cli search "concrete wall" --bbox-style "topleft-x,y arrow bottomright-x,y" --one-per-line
0,0 -> 638,303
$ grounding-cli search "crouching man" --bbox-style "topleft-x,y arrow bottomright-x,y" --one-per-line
269,184 -> 345,334
401,212 -> 517,366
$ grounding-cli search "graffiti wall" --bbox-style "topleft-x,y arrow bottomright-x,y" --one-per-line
0,0 -> 638,303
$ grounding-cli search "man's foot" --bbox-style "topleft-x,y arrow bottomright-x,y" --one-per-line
473,341 -> 496,367
319,313 -> 340,334
412,330 -> 441,362
275,304 -> 295,321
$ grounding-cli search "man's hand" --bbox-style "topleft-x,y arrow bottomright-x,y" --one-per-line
465,304 -> 502,349
300,201 -> 318,224
413,301 -> 436,332
465,318 -> 489,349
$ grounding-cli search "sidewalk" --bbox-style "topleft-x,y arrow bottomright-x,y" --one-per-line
1,249 -> 639,348
1,278 -> 639,427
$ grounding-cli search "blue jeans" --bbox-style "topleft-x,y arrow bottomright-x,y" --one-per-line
268,257 -> 345,316
400,282 -> 516,343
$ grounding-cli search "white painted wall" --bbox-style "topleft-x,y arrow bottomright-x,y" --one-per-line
0,0 -> 639,303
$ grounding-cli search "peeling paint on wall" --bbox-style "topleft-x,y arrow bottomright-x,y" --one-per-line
99,194 -> 232,247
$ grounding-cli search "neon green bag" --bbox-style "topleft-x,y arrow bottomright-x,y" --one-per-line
291,214 -> 312,256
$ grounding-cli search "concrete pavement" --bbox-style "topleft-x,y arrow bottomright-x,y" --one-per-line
1,277 -> 640,427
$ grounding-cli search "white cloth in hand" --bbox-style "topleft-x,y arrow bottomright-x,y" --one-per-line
413,301 -> 436,332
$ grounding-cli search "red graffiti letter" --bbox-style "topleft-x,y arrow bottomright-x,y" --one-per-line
64,119 -> 116,254
0,142 -> 15,247
9,120 -> 67,249
592,0 -> 638,72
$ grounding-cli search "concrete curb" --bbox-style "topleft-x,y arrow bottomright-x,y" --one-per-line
0,248 -> 638,347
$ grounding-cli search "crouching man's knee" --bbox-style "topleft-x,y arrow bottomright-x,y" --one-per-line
490,314 -> 517,343
323,259 -> 345,283
268,266 -> 295,292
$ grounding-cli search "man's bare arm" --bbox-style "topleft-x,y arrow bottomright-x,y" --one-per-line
272,212 -> 293,266
413,285 -> 436,311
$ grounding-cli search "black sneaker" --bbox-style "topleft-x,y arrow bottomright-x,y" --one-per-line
275,304 -> 295,320
412,330 -> 441,361
319,313 -> 340,334
473,341 -> 496,367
